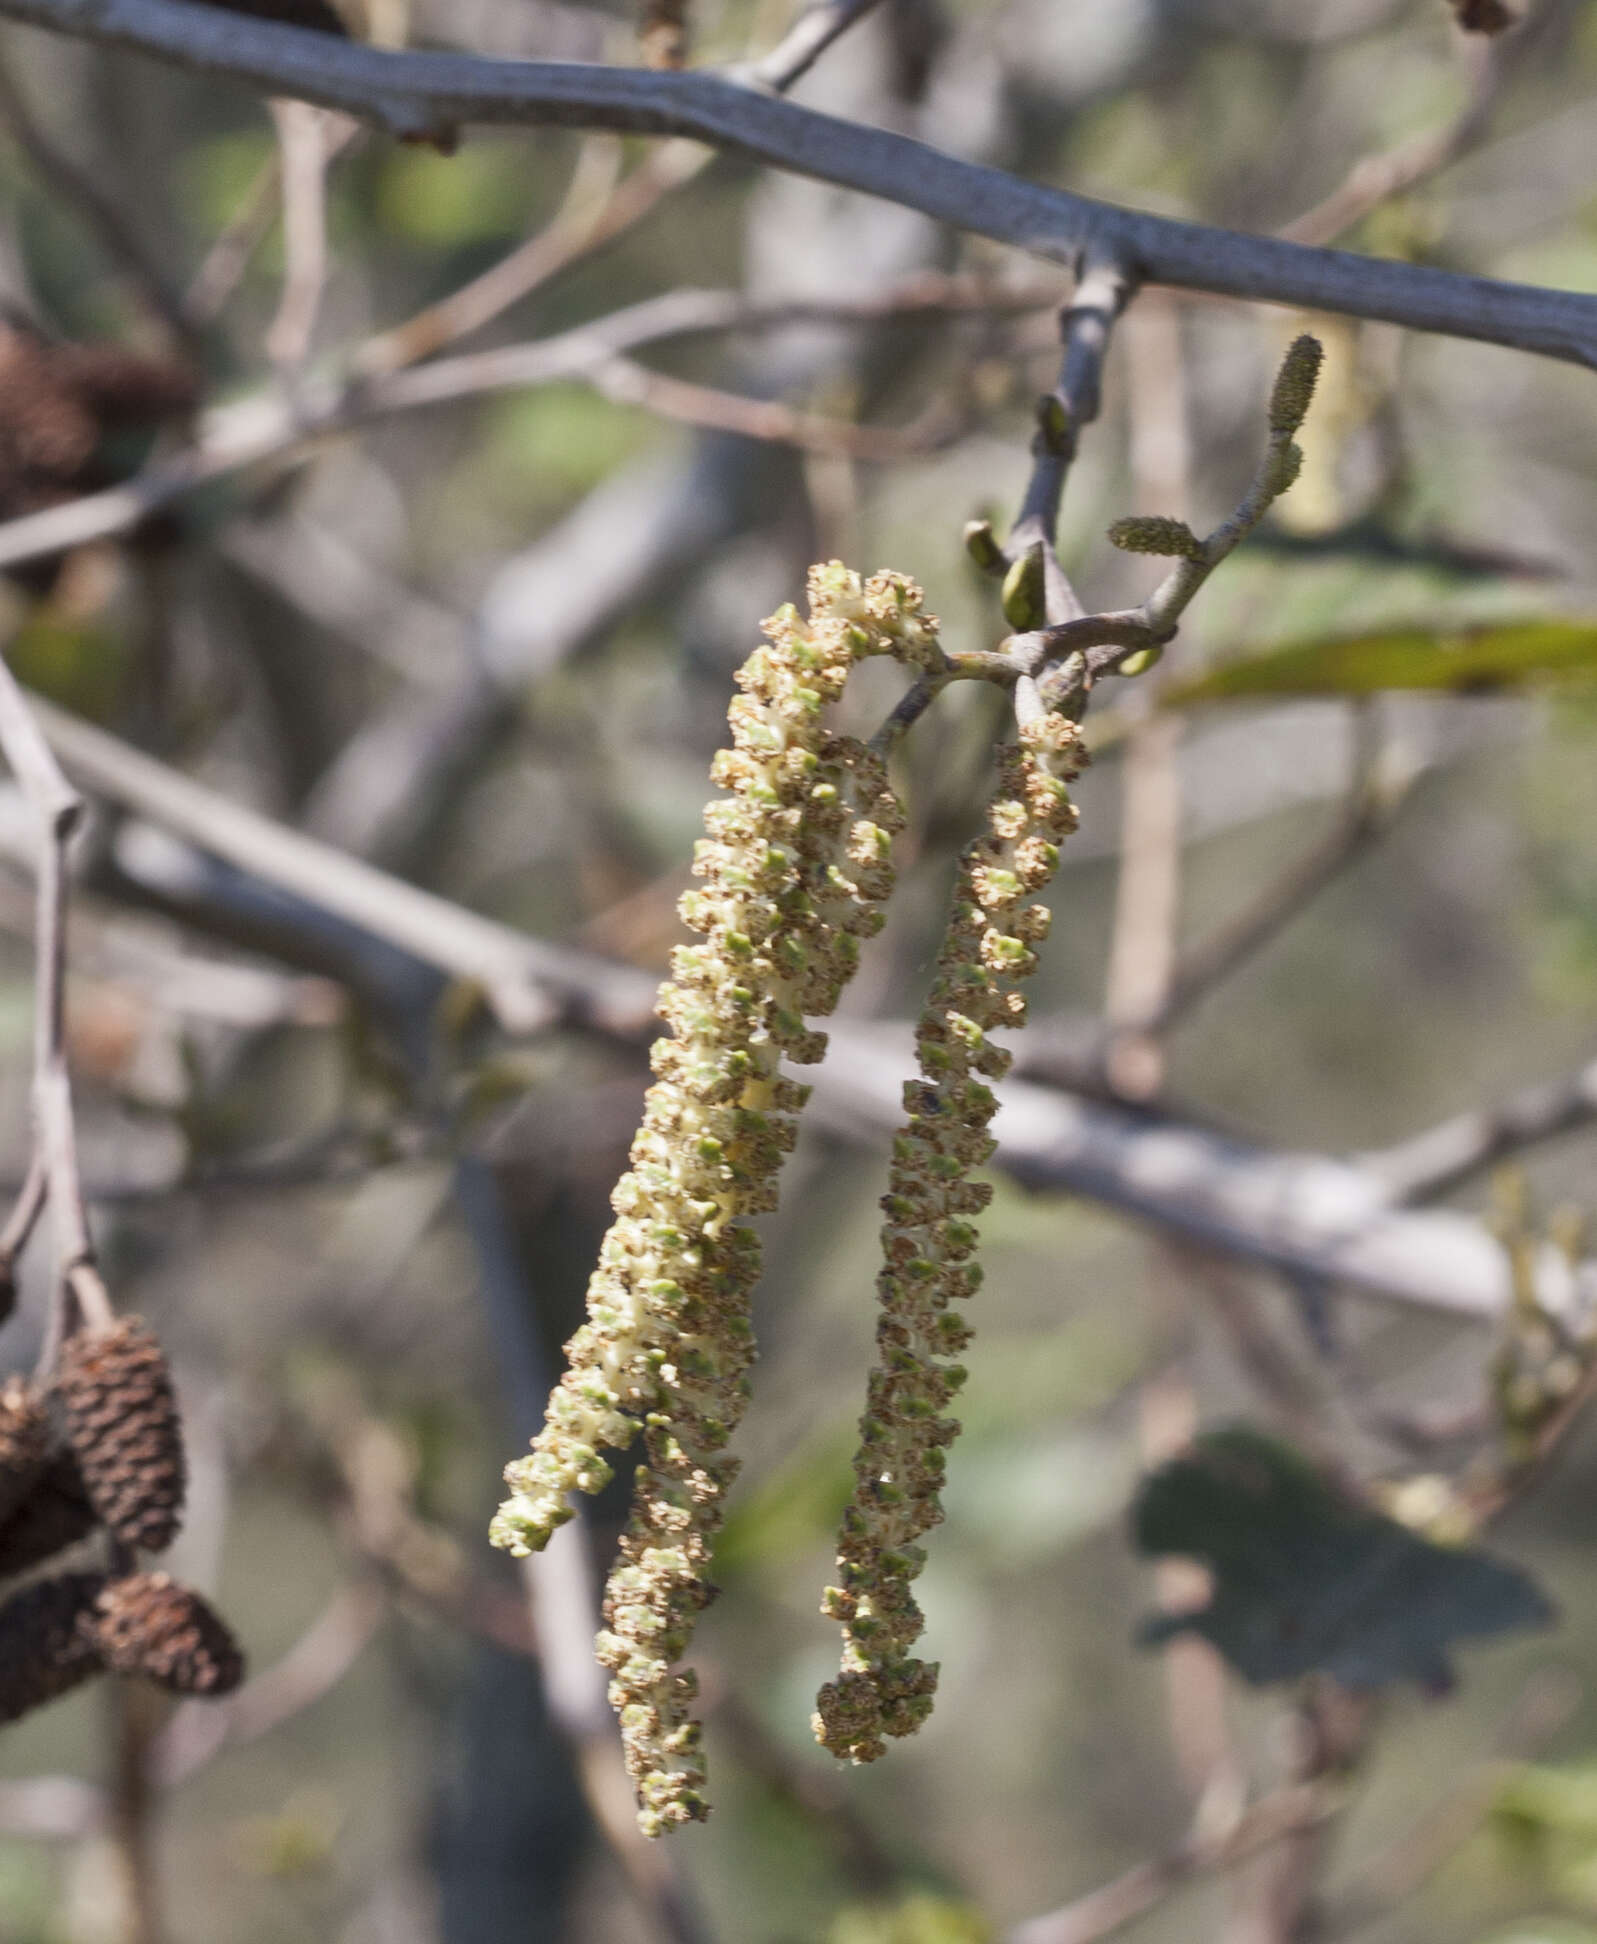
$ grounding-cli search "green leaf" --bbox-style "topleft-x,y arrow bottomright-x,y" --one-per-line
1132,1426 -> 1553,1690
1163,617 -> 1597,704
828,1895 -> 992,1944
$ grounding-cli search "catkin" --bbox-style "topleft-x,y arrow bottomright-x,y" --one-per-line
493,565 -> 943,1833
815,713 -> 1087,1763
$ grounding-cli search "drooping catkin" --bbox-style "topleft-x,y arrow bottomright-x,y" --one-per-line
814,713 -> 1087,1764
492,564 -> 943,1833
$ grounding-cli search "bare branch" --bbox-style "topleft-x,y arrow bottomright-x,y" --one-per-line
744,0 -> 885,91
1360,1054 -> 1597,1204
0,0 -> 1593,364
0,52 -> 200,356
24,687 -> 1566,1322
0,277 -> 1060,574
264,99 -> 343,370
1006,1784 -> 1335,1944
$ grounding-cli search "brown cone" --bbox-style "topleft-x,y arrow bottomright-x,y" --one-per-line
0,1449 -> 99,1578
92,1574 -> 244,1697
0,1377 -> 50,1527
57,1318 -> 186,1553
0,1573 -> 105,1722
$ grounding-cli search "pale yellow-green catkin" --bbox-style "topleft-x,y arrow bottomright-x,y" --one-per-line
492,564 -> 941,1833
813,712 -> 1086,1765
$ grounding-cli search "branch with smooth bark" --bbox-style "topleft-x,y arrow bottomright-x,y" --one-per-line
0,0 -> 1594,366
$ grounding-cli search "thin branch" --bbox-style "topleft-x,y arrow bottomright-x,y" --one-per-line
264,99 -> 340,370
1279,3 -> 1551,247
0,0 -> 1594,365
0,51 -> 200,358
1137,708 -> 1411,1042
1005,1783 -> 1336,1944
0,278 -> 1061,574
744,0 -> 885,91
151,1580 -> 387,1789
0,649 -> 116,1341
1360,1054 -> 1597,1204
22,688 -> 1562,1321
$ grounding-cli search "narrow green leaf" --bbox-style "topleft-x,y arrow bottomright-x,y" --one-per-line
1164,617 -> 1597,704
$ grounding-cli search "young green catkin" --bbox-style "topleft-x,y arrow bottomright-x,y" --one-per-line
492,564 -> 942,1833
814,711 -> 1087,1764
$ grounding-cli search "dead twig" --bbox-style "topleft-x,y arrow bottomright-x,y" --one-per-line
1006,1783 -> 1337,1944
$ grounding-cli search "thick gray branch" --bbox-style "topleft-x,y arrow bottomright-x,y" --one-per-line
1,0 -> 1594,366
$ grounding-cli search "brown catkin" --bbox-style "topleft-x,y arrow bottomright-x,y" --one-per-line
0,1378 -> 50,1528
0,1448 -> 99,1578
57,1318 -> 186,1553
0,1573 -> 104,1723
92,1574 -> 244,1697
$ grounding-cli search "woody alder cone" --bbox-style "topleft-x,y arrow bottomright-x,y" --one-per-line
0,1573 -> 104,1722
0,1448 -> 98,1578
58,1317 -> 186,1553
93,1573 -> 244,1696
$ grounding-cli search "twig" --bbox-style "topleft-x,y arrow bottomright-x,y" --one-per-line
0,278 -> 1061,575
1325,1668 -> 1579,1931
1136,706 -> 1408,1043
183,152 -> 280,323
0,0 -> 1594,365
744,0 -> 885,90
0,52 -> 200,358
356,134 -> 679,377
151,1580 -> 387,1788
456,1153 -> 712,1944
1011,255 -> 1137,591
107,1682 -> 163,1944
18,688 -> 1560,1320
0,649 -> 116,1346
264,99 -> 339,370
1005,1783 -> 1336,1944
1279,3 -> 1555,247
583,352 -> 961,457
1360,1054 -> 1597,1204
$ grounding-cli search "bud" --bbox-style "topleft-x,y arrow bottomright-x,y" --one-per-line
57,1317 -> 186,1554
1001,545 -> 1047,630
1118,645 -> 1164,678
962,519 -> 1006,577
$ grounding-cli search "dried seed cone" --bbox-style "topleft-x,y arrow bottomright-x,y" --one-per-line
92,1573 -> 244,1697
0,1572 -> 104,1722
0,1449 -> 98,1578
0,1377 -> 50,1528
57,1318 -> 186,1553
